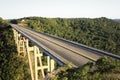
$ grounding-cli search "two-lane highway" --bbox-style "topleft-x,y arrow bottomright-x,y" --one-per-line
11,24 -> 103,67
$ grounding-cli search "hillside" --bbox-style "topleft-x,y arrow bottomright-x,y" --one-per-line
49,57 -> 120,80
16,17 -> 120,55
0,18 -> 31,80
9,17 -> 120,80
114,19 -> 120,23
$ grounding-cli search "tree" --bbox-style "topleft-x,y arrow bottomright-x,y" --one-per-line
0,19 -> 31,80
10,19 -> 18,24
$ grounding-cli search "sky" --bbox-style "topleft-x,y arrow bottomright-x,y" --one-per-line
0,0 -> 120,19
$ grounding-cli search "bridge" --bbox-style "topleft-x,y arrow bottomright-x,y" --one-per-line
10,24 -> 120,80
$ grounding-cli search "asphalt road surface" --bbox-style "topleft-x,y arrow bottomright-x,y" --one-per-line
11,24 -> 103,67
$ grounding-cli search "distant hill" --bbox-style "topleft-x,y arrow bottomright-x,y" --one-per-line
113,19 -> 120,23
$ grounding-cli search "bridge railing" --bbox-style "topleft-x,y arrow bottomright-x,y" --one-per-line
23,25 -> 120,60
10,24 -> 64,66
10,24 -> 120,60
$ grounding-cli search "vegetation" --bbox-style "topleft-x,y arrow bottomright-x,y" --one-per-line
114,19 -> 120,23
49,57 -> 120,80
9,17 -> 120,79
0,18 -> 31,80
10,19 -> 18,24
17,17 -> 120,55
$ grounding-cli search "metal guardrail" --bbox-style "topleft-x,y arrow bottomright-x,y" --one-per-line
24,26 -> 120,60
10,24 -> 120,60
11,24 -> 64,66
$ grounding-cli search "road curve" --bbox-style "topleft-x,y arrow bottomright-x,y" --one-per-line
11,24 -> 104,67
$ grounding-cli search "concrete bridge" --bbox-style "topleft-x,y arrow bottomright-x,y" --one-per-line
10,24 -> 120,80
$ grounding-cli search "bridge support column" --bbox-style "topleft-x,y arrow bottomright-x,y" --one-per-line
50,59 -> 55,72
25,39 -> 34,80
34,46 -> 55,80
13,29 -> 18,45
34,46 -> 45,80
17,37 -> 26,56
47,56 -> 55,72
12,29 -> 55,80
13,29 -> 26,57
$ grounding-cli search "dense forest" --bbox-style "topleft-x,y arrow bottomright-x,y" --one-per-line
6,17 -> 120,80
0,18 -> 31,80
16,17 -> 120,55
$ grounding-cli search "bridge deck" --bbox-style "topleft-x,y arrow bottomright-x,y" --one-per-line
10,24 -> 120,67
